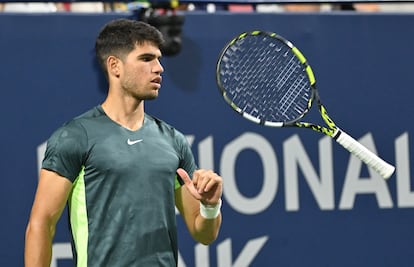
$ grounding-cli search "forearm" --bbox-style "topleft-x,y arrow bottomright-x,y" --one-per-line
194,212 -> 222,245
25,170 -> 72,267
175,169 -> 224,245
192,200 -> 222,245
25,221 -> 54,267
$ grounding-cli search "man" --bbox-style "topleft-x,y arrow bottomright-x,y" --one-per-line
25,18 -> 223,267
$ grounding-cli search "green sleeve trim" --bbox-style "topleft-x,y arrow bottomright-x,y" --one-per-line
68,166 -> 88,267
174,175 -> 183,190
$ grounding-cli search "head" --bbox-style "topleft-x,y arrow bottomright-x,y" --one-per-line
95,19 -> 164,79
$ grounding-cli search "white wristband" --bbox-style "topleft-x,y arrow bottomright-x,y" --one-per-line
200,199 -> 222,219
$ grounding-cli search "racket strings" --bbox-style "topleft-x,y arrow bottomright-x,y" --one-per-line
218,33 -> 312,123
276,56 -> 309,117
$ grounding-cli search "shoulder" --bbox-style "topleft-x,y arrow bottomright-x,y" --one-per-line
70,106 -> 106,127
145,114 -> 185,137
53,106 -> 105,137
144,114 -> 190,148
47,106 -> 104,149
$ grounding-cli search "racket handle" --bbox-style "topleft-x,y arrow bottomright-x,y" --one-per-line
335,130 -> 395,179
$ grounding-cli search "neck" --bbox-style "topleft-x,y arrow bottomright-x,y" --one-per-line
101,97 -> 145,131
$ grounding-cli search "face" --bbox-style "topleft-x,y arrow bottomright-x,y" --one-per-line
116,42 -> 164,100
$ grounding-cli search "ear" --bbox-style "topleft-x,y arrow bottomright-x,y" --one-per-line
107,56 -> 121,78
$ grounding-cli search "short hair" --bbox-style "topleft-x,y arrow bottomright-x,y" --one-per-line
95,19 -> 164,76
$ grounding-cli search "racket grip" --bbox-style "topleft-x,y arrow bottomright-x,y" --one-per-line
335,130 -> 395,179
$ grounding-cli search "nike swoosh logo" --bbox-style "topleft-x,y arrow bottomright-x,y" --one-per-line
127,138 -> 143,145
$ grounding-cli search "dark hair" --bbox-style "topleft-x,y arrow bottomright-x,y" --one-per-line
95,19 -> 164,76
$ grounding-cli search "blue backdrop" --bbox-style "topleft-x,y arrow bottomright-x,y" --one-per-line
1,11 -> 413,266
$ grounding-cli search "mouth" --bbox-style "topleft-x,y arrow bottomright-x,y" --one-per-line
150,76 -> 162,90
151,76 -> 162,84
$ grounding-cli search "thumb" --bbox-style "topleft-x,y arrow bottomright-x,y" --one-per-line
176,168 -> 202,200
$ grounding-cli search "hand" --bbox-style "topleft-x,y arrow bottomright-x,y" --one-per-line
176,168 -> 223,206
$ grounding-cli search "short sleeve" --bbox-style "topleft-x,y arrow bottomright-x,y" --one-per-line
42,121 -> 88,182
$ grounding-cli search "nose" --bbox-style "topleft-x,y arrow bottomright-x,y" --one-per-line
153,59 -> 164,74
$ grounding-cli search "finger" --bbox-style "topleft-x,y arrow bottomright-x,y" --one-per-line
203,177 -> 221,193
195,170 -> 220,193
176,168 -> 191,185
176,168 -> 202,200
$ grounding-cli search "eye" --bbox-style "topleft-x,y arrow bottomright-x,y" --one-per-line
142,56 -> 153,62
138,53 -> 162,63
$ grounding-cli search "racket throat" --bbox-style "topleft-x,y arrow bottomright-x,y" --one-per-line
332,128 -> 342,140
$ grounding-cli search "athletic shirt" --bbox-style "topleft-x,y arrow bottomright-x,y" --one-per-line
42,106 -> 197,267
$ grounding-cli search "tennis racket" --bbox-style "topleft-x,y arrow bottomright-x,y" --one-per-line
216,30 -> 395,179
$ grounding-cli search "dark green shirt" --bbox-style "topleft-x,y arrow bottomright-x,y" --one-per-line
42,106 -> 197,267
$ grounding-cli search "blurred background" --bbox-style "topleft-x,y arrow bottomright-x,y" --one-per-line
1,0 -> 413,266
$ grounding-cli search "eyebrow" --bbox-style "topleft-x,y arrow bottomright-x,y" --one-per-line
138,53 -> 162,60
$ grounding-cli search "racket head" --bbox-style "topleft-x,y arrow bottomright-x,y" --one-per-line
216,31 -> 317,127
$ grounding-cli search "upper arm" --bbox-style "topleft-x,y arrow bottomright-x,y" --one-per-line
28,169 -> 73,228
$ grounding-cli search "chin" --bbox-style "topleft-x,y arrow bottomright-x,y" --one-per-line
145,93 -> 159,100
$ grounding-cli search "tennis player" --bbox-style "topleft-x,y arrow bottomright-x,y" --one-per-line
24,18 -> 223,267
